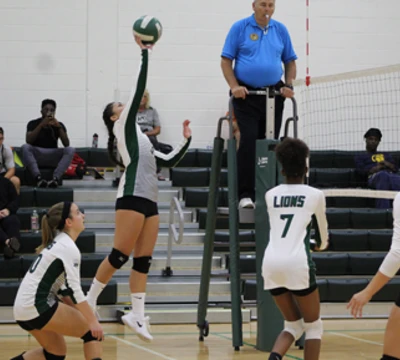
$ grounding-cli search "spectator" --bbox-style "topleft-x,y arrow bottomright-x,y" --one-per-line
221,0 -> 297,209
0,127 -> 21,193
0,176 -> 20,259
137,90 -> 169,180
21,99 -> 75,188
355,128 -> 400,208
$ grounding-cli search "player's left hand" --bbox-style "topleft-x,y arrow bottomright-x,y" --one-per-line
280,86 -> 295,98
347,290 -> 372,318
182,119 -> 191,139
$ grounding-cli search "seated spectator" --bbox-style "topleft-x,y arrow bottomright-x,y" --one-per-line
136,90 -> 169,180
355,128 -> 400,208
0,127 -> 21,194
0,176 -> 20,259
22,99 -> 75,188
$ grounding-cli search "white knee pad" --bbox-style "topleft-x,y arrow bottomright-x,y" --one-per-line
304,318 -> 323,340
283,319 -> 304,341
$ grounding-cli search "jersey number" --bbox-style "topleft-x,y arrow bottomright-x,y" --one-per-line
280,214 -> 294,238
29,254 -> 43,273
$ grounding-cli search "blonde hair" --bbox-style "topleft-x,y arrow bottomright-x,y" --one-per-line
142,89 -> 151,109
36,202 -> 69,253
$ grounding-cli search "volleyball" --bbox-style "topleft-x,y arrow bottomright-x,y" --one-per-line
133,15 -> 163,45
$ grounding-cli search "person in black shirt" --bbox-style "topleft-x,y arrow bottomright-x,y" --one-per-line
21,99 -> 75,188
0,176 -> 20,259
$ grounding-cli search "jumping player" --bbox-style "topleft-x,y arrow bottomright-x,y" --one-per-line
12,202 -> 103,360
348,192 -> 400,360
262,137 -> 329,360
86,36 -> 191,342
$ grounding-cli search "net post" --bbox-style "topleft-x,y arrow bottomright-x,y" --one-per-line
266,87 -> 276,139
255,139 -> 283,351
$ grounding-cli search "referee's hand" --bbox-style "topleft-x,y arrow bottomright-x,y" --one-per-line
231,86 -> 248,99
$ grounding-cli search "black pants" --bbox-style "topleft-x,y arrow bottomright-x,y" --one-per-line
233,87 -> 285,200
0,215 -> 21,247
147,135 -> 161,174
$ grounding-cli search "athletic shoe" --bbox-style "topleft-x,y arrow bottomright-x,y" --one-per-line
238,198 -> 255,209
121,312 -> 153,342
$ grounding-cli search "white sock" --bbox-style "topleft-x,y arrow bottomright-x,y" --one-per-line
87,278 -> 106,305
131,293 -> 146,318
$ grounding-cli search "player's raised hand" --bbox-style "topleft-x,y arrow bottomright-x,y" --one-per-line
134,35 -> 154,50
182,120 -> 192,139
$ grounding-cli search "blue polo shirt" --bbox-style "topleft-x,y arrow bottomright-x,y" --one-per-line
221,15 -> 297,88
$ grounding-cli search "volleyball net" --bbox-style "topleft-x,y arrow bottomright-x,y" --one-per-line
289,64 -> 400,151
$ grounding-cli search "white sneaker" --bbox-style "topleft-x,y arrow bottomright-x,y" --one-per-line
121,312 -> 153,343
239,198 -> 255,209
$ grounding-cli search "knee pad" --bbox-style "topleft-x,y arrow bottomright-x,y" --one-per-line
43,349 -> 66,360
81,330 -> 100,343
304,318 -> 323,340
108,248 -> 129,269
381,356 -> 400,360
132,256 -> 152,274
283,319 -> 304,341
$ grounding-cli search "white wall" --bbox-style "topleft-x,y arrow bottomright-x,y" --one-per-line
1,0 -> 400,149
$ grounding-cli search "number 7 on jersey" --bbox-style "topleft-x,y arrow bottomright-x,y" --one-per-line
280,214 -> 294,238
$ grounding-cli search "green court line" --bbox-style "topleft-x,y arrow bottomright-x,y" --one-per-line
212,332 -> 303,360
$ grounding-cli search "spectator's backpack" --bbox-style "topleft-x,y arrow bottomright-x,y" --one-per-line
65,153 -> 86,179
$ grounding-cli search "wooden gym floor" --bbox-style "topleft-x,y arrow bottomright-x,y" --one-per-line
0,319 -> 388,359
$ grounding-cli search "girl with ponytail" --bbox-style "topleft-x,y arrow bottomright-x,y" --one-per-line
12,202 -> 104,360
86,36 -> 192,342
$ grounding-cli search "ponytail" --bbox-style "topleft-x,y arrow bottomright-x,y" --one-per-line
103,103 -> 124,168
36,202 -> 66,253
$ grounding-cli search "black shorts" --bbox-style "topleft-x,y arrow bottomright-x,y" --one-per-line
115,196 -> 158,218
16,301 -> 59,331
270,283 -> 318,297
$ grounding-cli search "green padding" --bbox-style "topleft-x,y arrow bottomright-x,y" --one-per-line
81,279 -> 117,305
349,253 -> 386,275
326,209 -> 351,229
369,230 -> 392,251
19,232 -> 95,254
226,254 -> 256,274
333,151 -> 363,168
333,196 -> 371,208
20,188 -> 35,207
16,168 -> 25,185
197,149 -> 213,167
36,188 -> 73,207
327,278 -> 369,302
185,188 -> 228,208
88,148 -> 114,167
80,254 -> 105,278
351,209 -> 389,229
372,278 -> 400,302
219,169 -> 228,186
170,168 -> 210,187
25,168 -> 56,185
214,231 -> 255,243
243,280 -> 256,301
174,149 -> 197,167
0,257 -> 22,279
312,253 -> 349,275
329,230 -> 369,251
0,281 -> 20,305
214,231 -> 256,252
17,209 -> 47,231
75,147 -> 91,163
309,151 -> 335,168
314,168 -> 352,188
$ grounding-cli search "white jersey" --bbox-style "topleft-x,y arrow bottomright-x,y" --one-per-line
13,233 -> 86,321
379,193 -> 400,277
115,49 -> 190,202
262,184 -> 329,290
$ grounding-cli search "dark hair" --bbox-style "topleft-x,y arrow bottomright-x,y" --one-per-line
41,99 -> 57,109
0,127 -> 3,135
37,202 -> 71,253
103,103 -> 124,167
364,128 -> 382,140
275,137 -> 309,179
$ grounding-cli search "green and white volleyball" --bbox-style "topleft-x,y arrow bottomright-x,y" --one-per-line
133,15 -> 163,45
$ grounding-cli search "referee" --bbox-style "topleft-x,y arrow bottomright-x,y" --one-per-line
221,0 -> 297,209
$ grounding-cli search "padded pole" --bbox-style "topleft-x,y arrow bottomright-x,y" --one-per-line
255,139 -> 283,351
227,137 -> 243,350
197,137 -> 224,332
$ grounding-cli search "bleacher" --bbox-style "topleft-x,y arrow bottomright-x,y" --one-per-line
0,147 -> 398,322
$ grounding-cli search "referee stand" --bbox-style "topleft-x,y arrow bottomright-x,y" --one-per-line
197,87 -> 304,351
